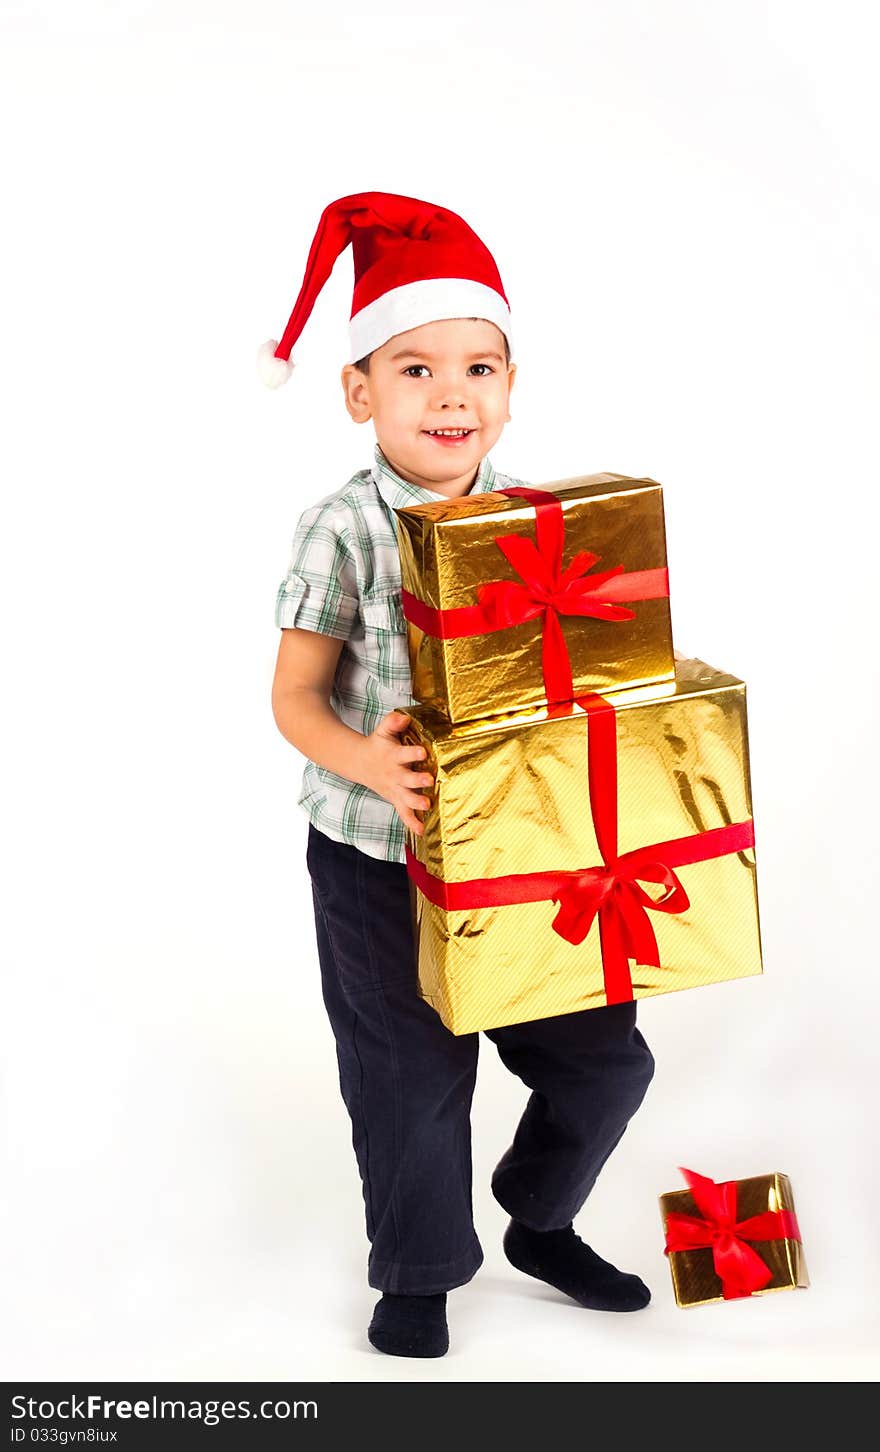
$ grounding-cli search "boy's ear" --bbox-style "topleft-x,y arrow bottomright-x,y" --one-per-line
341,363 -> 372,423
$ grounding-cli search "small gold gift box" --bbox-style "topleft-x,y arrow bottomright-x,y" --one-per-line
659,1168 -> 809,1307
401,657 -> 762,1035
395,471 -> 674,723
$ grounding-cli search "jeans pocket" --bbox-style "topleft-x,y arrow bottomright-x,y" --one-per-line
308,827 -> 419,996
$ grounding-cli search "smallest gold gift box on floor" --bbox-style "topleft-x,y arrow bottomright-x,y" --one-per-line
659,1172 -> 809,1308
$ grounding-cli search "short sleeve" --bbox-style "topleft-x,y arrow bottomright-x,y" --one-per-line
274,502 -> 359,637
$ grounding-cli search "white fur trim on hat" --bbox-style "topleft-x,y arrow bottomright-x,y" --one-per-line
347,278 -> 513,364
257,339 -> 296,388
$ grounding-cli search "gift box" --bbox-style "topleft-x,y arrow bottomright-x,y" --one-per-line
401,656 -> 762,1035
395,472 -> 674,723
660,1167 -> 809,1307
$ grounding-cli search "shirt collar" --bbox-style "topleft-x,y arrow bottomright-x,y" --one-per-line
371,442 -> 499,514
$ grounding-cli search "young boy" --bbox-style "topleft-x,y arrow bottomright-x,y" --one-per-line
264,192 -> 654,1358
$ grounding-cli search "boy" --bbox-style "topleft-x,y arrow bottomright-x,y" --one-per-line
264,193 -> 654,1358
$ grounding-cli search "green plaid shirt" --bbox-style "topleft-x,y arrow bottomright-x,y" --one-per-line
275,441 -> 529,863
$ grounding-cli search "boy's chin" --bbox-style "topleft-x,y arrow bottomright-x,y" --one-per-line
376,432 -> 494,486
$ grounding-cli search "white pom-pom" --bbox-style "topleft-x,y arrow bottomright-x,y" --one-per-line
257,339 -> 295,388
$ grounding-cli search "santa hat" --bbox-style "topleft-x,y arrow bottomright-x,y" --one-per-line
257,190 -> 513,387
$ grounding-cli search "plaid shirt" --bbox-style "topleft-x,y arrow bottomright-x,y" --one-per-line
275,441 -> 529,863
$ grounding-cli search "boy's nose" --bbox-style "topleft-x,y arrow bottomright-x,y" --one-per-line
433,392 -> 469,409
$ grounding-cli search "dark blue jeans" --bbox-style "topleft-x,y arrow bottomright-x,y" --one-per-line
306,822 -> 655,1295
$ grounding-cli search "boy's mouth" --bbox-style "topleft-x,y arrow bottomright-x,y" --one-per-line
423,428 -> 476,446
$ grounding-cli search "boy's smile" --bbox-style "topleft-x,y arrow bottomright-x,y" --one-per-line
341,317 -> 516,498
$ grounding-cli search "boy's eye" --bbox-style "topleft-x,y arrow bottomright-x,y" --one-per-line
402,363 -> 494,378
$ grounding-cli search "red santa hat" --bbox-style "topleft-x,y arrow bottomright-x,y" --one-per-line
257,190 -> 513,387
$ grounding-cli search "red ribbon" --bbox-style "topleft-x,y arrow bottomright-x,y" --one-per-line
663,1167 -> 802,1300
401,486 -> 670,702
405,692 -> 756,1005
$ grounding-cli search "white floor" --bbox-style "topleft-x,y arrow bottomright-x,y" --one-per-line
5,996 -> 879,1385
5,1189 -> 876,1385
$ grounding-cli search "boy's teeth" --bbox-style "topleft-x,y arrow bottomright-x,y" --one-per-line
428,428 -> 470,435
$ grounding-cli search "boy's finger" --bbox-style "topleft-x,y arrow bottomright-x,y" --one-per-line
400,764 -> 433,783
405,791 -> 432,811
378,710 -> 413,739
399,744 -> 427,762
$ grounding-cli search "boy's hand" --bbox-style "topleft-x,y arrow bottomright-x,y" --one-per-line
360,709 -> 435,836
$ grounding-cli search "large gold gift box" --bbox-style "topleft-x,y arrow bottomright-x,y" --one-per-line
401,657 -> 762,1035
395,471 -> 674,723
659,1170 -> 809,1307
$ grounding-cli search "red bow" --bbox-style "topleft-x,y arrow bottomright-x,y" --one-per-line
405,692 -> 756,1006
400,486 -> 669,706
664,1168 -> 802,1300
476,487 -> 634,701
546,696 -> 690,1000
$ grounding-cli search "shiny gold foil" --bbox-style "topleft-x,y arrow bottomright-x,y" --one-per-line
395,472 -> 674,723
659,1173 -> 809,1308
401,657 -> 762,1035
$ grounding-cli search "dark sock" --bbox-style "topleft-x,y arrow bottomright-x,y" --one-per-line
367,1291 -> 449,1358
503,1219 -> 651,1312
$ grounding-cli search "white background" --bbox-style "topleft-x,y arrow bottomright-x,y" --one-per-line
3,0 -> 878,1384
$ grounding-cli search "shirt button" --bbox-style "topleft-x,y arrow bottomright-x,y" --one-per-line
284,579 -> 296,593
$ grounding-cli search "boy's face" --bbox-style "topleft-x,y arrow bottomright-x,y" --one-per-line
341,317 -> 516,497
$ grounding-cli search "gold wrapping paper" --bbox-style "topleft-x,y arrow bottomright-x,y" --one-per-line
401,657 -> 762,1035
395,471 -> 674,723
659,1173 -> 809,1307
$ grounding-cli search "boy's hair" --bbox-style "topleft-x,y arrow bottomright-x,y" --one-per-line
352,318 -> 511,374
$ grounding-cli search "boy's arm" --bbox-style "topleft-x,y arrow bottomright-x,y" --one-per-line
271,626 -> 434,836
